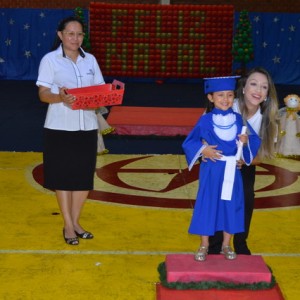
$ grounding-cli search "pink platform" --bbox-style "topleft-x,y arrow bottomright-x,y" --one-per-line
106,106 -> 205,136
166,254 -> 272,284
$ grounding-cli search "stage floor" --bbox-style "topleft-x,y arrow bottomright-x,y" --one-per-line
0,152 -> 299,300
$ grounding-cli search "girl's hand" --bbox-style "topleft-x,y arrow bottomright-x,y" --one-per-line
238,133 -> 248,144
202,145 -> 222,162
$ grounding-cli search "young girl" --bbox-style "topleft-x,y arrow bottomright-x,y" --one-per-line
182,76 -> 261,261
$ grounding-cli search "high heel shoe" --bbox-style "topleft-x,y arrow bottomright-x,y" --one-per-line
75,231 -> 94,239
221,245 -> 237,260
194,246 -> 208,261
63,229 -> 79,245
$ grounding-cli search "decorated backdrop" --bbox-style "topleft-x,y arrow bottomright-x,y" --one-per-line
89,3 -> 234,79
0,7 -> 299,84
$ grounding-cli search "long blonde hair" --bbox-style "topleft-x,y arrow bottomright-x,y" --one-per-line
236,67 -> 279,159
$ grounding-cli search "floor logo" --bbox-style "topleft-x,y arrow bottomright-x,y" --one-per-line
32,156 -> 300,209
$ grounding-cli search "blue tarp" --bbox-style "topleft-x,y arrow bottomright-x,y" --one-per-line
0,9 -> 299,84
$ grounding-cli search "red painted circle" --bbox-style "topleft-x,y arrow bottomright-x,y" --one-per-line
32,156 -> 300,209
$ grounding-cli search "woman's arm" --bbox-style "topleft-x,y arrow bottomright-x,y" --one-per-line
38,86 -> 76,106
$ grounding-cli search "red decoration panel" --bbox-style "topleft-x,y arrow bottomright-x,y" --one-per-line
89,3 -> 234,78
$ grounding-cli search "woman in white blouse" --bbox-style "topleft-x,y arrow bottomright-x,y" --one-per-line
36,16 -> 105,245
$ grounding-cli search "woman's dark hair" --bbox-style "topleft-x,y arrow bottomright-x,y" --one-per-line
51,16 -> 85,50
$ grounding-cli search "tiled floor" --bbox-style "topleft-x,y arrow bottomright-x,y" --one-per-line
0,152 -> 299,300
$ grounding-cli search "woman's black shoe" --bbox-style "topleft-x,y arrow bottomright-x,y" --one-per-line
63,229 -> 79,245
75,231 -> 94,239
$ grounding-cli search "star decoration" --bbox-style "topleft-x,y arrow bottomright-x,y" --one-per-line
39,12 -> 45,18
289,25 -> 296,32
5,39 -> 12,46
273,17 -> 279,23
0,57 -> 5,63
272,56 -> 281,64
9,18 -> 15,25
24,51 -> 31,58
262,42 -> 268,48
24,23 -> 30,30
253,16 -> 260,22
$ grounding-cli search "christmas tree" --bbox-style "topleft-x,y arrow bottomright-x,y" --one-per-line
232,10 -> 254,75
74,7 -> 91,51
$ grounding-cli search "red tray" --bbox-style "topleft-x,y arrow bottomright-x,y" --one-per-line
67,80 -> 124,110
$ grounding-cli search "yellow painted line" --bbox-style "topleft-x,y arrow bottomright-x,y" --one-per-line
0,249 -> 299,256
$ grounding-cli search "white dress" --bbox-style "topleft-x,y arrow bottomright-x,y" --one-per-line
276,108 -> 300,157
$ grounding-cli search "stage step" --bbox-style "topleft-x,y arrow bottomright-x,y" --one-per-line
158,254 -> 284,300
156,283 -> 285,300
166,254 -> 272,284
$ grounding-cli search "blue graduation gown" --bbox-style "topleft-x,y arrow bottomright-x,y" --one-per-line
182,108 -> 261,236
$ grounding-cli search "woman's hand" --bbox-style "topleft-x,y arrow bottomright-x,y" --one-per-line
38,86 -> 76,105
236,159 -> 244,169
236,156 -> 261,169
59,87 -> 76,106
202,145 -> 222,162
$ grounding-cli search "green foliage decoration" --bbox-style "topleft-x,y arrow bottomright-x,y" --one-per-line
232,10 -> 254,64
74,7 -> 91,51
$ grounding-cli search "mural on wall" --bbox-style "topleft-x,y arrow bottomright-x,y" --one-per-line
89,3 -> 234,78
0,7 -> 299,84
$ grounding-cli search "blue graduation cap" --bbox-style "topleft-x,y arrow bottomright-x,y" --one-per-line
204,76 -> 240,94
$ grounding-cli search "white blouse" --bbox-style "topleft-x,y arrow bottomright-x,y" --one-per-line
232,99 -> 262,135
36,45 -> 105,131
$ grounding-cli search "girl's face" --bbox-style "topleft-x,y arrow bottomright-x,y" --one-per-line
243,72 -> 269,109
208,90 -> 234,111
57,21 -> 84,52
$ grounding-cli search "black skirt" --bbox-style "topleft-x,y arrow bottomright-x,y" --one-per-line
43,128 -> 98,191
